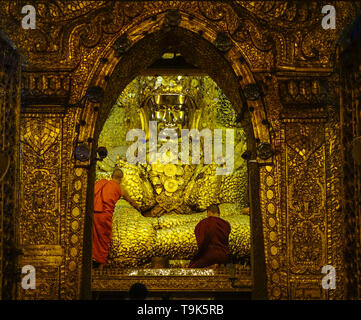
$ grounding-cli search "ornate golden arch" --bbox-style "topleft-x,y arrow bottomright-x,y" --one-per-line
77,10 -> 271,144
76,13 -> 272,299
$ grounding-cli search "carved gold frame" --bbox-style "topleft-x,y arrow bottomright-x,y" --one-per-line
77,19 -> 271,299
0,1 -> 353,300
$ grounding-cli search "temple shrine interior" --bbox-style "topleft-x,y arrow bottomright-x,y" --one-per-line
0,1 -> 361,301
92,69 -> 252,299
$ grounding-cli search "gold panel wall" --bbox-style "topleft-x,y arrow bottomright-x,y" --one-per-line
18,115 -> 63,299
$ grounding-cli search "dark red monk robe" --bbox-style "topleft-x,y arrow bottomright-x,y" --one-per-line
92,179 -> 122,264
189,216 -> 231,268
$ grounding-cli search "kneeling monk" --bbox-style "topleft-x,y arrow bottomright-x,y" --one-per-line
93,168 -> 123,267
189,204 -> 231,268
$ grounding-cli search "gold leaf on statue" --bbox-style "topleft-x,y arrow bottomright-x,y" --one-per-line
164,163 -> 177,177
164,179 -> 178,193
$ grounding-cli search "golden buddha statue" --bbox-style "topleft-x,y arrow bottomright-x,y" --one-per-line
97,79 -> 251,268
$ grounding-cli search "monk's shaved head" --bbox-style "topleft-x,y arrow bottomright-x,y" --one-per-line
112,168 -> 123,181
207,204 -> 220,216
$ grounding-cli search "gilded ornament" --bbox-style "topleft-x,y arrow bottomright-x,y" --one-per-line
152,163 -> 164,173
164,163 -> 177,177
151,176 -> 161,185
176,166 -> 184,175
257,142 -> 274,160
214,32 -> 233,53
164,178 -> 179,193
1,0 -> 354,300
112,34 -> 131,57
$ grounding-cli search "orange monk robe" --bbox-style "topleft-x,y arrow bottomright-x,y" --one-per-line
189,216 -> 231,268
92,179 -> 122,264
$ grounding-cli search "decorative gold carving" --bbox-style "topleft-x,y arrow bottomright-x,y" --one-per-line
276,99 -> 344,299
20,245 -> 63,267
18,115 -> 63,299
20,117 -> 62,245
259,164 -> 285,299
285,121 -> 327,294
0,0 -> 356,300
21,72 -> 71,112
289,278 -> 326,300
279,79 -> 327,109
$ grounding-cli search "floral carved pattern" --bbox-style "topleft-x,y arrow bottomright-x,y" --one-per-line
286,123 -> 326,275
291,221 -> 323,267
20,117 -> 62,246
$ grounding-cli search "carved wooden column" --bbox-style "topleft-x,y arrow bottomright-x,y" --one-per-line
0,34 -> 21,300
277,77 -> 344,299
339,18 -> 361,299
17,71 -> 73,299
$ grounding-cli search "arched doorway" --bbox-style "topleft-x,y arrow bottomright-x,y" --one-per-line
78,26 -> 270,299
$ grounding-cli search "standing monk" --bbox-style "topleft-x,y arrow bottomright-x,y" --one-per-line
189,204 -> 231,268
92,168 -> 123,269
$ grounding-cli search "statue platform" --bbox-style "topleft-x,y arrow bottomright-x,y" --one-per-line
91,265 -> 252,295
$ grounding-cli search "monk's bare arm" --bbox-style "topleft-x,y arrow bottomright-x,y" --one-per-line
121,187 -> 138,208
